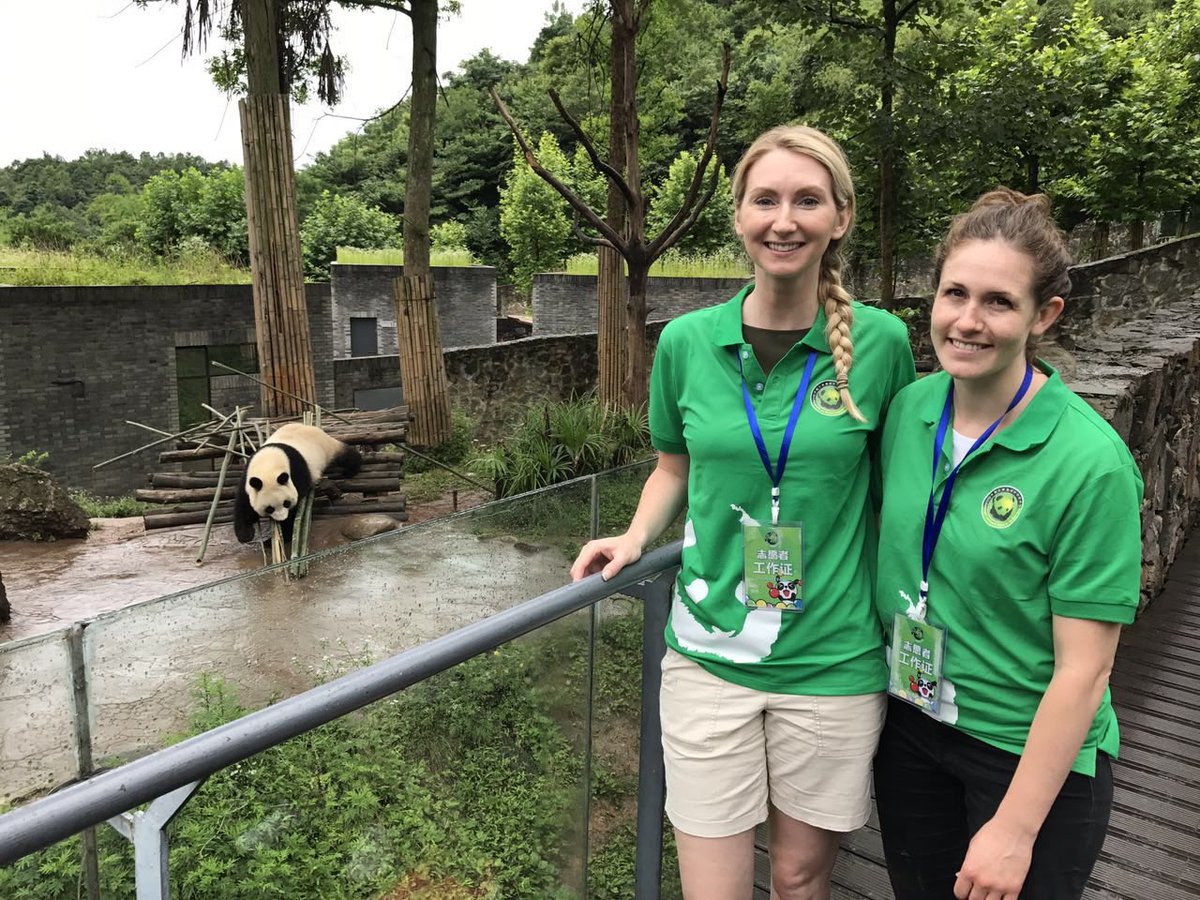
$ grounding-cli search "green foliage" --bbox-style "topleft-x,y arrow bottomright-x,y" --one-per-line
646,150 -> 737,256
1,448 -> 50,468
332,247 -> 477,267
565,248 -> 750,279
471,397 -> 651,499
0,246 -> 250,286
69,491 -> 147,518
499,133 -> 573,294
405,407 -> 477,475
6,203 -> 81,250
301,191 -> 401,280
134,166 -> 249,264
430,220 -> 470,252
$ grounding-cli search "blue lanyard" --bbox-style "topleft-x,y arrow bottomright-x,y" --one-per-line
738,350 -> 817,525
917,364 -> 1033,617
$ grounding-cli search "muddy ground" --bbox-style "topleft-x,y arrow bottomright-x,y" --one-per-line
0,488 -> 491,645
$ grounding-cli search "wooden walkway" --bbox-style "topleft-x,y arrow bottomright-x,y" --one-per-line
751,533 -> 1200,899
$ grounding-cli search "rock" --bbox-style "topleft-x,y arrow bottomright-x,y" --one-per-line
339,514 -> 402,542
0,568 -> 9,622
0,464 -> 90,541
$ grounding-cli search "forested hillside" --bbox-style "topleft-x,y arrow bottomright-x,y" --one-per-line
1,0 -> 1197,285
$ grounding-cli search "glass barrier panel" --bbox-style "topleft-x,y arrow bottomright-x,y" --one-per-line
81,479 -> 588,766
122,608 -> 596,899
0,629 -> 78,805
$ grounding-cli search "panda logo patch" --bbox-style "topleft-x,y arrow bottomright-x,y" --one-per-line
982,486 -> 1024,529
809,380 -> 846,416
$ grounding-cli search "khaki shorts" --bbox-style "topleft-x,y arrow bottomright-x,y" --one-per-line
659,648 -> 885,838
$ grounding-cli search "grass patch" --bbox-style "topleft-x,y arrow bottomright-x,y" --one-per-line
70,491 -> 148,519
0,246 -> 250,286
564,248 -> 750,279
335,247 -> 478,267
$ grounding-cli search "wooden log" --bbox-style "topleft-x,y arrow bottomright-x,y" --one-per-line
160,447 -> 231,463
152,473 -> 236,488
144,510 -> 234,530
145,501 -> 234,515
334,477 -> 401,493
361,451 -> 407,464
136,487 -> 236,504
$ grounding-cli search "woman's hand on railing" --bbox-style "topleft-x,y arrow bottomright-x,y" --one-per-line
570,534 -> 643,583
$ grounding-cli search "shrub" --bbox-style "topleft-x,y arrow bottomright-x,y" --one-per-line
471,397 -> 651,498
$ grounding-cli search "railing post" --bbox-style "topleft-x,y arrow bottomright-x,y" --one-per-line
67,623 -> 101,900
634,569 -> 674,900
107,781 -> 203,900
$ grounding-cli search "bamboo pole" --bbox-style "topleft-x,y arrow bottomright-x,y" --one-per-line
393,275 -> 451,447
196,408 -> 244,565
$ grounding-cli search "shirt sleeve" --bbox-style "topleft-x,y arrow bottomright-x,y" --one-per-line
649,323 -> 687,454
1048,462 -> 1144,623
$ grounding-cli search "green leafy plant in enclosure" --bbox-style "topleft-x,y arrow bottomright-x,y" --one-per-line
69,491 -> 148,518
471,397 -> 651,499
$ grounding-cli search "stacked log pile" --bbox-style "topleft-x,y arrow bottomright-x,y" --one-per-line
139,407 -> 411,531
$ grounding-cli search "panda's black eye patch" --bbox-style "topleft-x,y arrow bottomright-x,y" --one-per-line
249,477 -> 263,490
277,472 -> 290,485
265,506 -> 274,514
283,500 -> 291,509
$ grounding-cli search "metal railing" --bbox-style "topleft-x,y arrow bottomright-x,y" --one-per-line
0,534 -> 682,899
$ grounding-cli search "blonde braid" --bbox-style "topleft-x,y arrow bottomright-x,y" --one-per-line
820,250 -> 867,423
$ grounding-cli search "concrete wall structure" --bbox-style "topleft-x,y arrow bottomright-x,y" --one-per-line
532,274 -> 749,335
330,264 -> 497,355
0,284 -> 333,495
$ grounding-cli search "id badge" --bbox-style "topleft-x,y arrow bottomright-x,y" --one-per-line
742,522 -> 804,611
888,612 -> 947,715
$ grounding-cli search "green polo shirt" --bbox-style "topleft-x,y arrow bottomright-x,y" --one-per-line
651,285 -> 916,694
875,365 -> 1144,775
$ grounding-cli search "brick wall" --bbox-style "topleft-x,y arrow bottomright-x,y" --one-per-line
532,274 -> 749,335
0,284 -> 333,495
330,264 -> 497,354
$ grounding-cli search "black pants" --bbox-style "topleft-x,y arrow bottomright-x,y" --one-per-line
872,697 -> 1112,900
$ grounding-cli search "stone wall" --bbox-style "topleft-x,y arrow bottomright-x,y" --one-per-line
0,284 -> 333,495
532,274 -> 749,335
1064,302 -> 1200,609
330,264 -> 497,354
1051,234 -> 1200,343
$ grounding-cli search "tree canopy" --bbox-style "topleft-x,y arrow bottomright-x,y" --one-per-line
3,0 -> 1199,274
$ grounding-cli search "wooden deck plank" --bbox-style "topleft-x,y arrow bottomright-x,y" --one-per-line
744,532 -> 1200,900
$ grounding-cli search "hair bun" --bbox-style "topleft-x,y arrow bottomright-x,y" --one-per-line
972,188 -> 1052,216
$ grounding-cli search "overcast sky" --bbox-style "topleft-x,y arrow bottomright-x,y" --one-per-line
0,0 -> 586,169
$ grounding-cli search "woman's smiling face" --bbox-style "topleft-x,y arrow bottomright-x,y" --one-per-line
931,238 -> 1062,387
734,149 -> 849,287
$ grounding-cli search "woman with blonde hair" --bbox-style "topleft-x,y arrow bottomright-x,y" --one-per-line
571,125 -> 915,899
873,189 -> 1143,899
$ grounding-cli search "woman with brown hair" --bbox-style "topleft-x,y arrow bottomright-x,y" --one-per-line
873,189 -> 1143,899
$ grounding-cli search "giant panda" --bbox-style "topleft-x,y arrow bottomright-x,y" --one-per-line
233,423 -> 362,545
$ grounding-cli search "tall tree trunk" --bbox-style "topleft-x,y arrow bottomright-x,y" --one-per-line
241,0 -> 316,417
625,256 -> 651,408
1024,152 -> 1040,195
878,0 -> 899,308
395,0 -> 449,445
404,0 -> 437,278
598,0 -> 630,411
1091,221 -> 1111,261
613,0 -> 649,410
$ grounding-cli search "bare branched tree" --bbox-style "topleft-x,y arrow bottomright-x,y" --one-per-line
491,0 -> 730,409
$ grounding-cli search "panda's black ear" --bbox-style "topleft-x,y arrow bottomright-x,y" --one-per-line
249,476 -> 263,490
277,472 -> 290,485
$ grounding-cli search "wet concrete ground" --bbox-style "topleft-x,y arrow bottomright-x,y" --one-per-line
0,519 -> 261,643
0,501 -> 576,801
